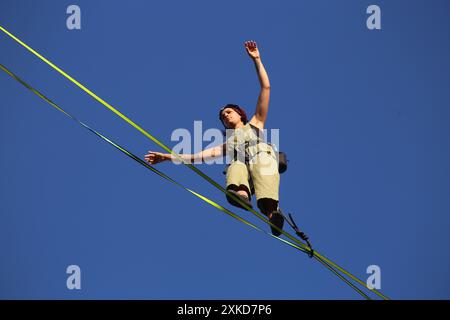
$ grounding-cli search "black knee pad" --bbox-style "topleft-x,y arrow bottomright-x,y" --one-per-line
225,185 -> 252,210
257,198 -> 278,215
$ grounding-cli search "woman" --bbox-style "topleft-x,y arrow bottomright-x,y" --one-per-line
145,41 -> 284,236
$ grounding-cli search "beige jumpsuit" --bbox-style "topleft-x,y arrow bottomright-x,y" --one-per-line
225,123 -> 280,202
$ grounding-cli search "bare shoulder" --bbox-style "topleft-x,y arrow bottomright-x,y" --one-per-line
249,115 -> 265,130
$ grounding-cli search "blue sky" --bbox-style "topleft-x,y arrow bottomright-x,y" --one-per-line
1,0 -> 449,299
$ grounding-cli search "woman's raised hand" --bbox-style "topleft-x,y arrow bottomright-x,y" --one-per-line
144,151 -> 170,165
244,40 -> 260,60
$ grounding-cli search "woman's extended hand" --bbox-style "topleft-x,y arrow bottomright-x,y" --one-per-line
144,151 -> 170,165
244,40 -> 260,60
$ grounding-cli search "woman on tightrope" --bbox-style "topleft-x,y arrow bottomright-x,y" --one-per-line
144,41 -> 284,236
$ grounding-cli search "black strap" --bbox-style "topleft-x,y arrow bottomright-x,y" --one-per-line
281,212 -> 314,258
230,123 -> 271,164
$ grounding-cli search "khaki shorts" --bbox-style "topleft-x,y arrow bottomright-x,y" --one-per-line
225,150 -> 280,201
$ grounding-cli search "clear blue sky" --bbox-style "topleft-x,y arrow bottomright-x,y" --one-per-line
1,0 -> 449,299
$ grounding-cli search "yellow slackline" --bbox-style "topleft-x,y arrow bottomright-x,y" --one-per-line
0,62 -> 372,300
0,25 -> 389,300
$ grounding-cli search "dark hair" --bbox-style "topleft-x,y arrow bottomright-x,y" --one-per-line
218,104 -> 248,128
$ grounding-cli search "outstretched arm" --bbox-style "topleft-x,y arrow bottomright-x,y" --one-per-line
245,41 -> 270,129
144,143 -> 225,165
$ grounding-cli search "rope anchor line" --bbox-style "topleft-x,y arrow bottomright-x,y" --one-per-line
284,212 -> 314,258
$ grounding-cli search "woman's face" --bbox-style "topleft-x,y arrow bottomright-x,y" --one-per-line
221,108 -> 242,128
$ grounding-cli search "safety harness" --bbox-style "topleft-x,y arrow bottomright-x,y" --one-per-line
227,123 -> 288,173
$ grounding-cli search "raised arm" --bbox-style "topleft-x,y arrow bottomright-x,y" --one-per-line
144,143 -> 225,165
245,41 -> 270,129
